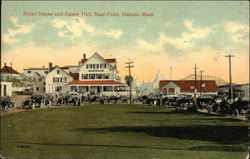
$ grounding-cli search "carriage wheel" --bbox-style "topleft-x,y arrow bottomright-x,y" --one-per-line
232,109 -> 239,117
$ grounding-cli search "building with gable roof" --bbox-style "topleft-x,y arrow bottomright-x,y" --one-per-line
42,52 -> 127,94
1,63 -> 20,81
159,80 -> 218,97
45,66 -> 74,93
68,52 -> 125,94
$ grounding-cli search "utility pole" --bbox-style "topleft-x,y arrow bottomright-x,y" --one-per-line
10,61 -> 13,79
225,54 -> 235,99
125,61 -> 134,105
193,63 -> 199,97
170,66 -> 172,80
200,70 -> 204,97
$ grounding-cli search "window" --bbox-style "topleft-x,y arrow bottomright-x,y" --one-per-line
3,85 -> 7,96
103,86 -> 113,92
57,70 -> 60,74
70,86 -> 77,92
53,77 -> 59,83
104,73 -> 110,79
96,64 -> 99,69
90,64 -> 92,69
104,64 -> 106,69
89,74 -> 95,79
86,64 -> 88,69
93,64 -> 96,69
100,64 -> 103,69
82,74 -> 88,79
60,77 -> 67,83
96,74 -> 102,79
36,87 -> 39,91
55,86 -> 62,92
43,87 -> 46,91
44,71 -> 48,74
27,70 -> 31,73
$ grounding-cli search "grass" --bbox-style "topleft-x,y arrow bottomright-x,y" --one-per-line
1,104 -> 249,159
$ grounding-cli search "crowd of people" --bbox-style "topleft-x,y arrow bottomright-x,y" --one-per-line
1,92 -> 249,119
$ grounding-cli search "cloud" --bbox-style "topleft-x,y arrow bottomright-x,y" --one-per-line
224,22 -> 249,44
137,19 -> 213,52
104,29 -> 123,39
2,17 -> 33,44
52,17 -> 123,39
52,17 -> 95,39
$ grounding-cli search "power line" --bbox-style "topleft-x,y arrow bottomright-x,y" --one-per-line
125,60 -> 134,105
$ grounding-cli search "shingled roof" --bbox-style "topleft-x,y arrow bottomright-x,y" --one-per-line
69,72 -> 79,80
80,58 -> 116,63
1,65 -> 19,74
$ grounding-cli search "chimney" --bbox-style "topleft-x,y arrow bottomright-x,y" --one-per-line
83,53 -> 86,59
49,62 -> 53,72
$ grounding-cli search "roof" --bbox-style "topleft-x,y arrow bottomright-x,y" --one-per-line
1,66 -> 19,74
24,68 -> 48,70
80,58 -> 116,63
34,72 -> 41,76
51,66 -> 69,70
69,72 -> 79,80
68,80 -> 124,85
159,80 -> 218,93
105,59 -> 116,63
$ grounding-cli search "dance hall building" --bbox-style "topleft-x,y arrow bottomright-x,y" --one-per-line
159,80 -> 218,97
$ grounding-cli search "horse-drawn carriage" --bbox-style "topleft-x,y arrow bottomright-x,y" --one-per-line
22,94 -> 53,109
0,96 -> 15,111
215,98 -> 249,118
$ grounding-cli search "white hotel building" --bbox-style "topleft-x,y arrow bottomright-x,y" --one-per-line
46,52 -> 127,94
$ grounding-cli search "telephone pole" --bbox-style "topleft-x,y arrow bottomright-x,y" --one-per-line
200,70 -> 204,97
193,63 -> 199,97
10,61 -> 13,79
225,54 -> 235,99
170,66 -> 172,80
125,61 -> 134,104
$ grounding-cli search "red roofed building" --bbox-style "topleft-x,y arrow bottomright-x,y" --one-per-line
1,63 -> 20,81
68,52 -> 126,94
1,65 -> 19,74
159,80 -> 218,96
45,52 -> 127,94
69,72 -> 79,80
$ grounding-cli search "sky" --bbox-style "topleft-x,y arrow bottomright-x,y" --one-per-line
1,1 -> 249,84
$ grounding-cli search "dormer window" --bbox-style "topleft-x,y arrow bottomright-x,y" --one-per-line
57,70 -> 60,74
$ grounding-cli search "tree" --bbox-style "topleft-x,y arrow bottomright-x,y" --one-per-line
124,75 -> 134,86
